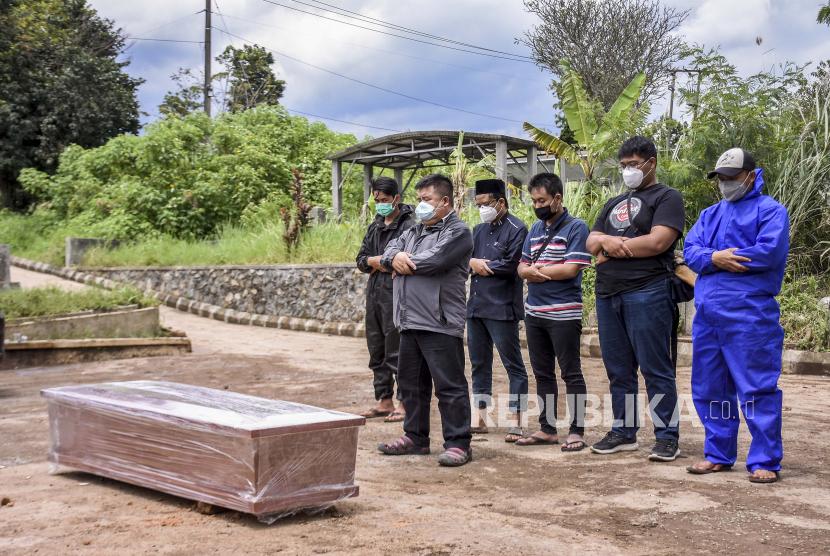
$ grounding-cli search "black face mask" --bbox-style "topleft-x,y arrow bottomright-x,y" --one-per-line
534,198 -> 559,221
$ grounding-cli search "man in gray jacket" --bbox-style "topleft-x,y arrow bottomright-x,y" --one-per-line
377,173 -> 475,467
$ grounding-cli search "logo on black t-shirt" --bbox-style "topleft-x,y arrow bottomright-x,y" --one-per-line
608,197 -> 643,230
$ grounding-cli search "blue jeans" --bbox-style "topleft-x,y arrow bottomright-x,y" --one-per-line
596,278 -> 679,440
467,318 -> 529,414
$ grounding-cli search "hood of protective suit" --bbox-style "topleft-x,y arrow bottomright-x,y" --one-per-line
683,167 -> 790,301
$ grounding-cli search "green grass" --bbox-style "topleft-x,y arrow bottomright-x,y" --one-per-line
0,285 -> 160,321
79,220 -> 368,267
778,274 -> 830,352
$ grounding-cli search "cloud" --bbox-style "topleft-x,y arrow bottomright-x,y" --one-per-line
88,0 -> 830,138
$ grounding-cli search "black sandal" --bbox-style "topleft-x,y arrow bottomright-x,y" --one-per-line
438,447 -> 472,467
516,434 -> 559,447
360,407 -> 392,419
384,412 -> 405,423
686,463 -> 732,474
378,435 -> 430,455
748,470 -> 780,483
561,439 -> 586,452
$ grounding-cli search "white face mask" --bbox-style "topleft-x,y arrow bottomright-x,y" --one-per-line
622,160 -> 652,189
479,203 -> 501,223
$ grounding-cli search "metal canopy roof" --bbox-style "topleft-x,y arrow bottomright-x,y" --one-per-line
324,130 -> 537,169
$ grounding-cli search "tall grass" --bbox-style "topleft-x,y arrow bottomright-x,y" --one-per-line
81,220 -> 367,267
768,90 -> 830,273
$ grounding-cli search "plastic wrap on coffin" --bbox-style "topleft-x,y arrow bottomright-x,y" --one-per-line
42,381 -> 365,516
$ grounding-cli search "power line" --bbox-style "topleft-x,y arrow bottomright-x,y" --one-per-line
214,28 -> 554,126
290,0 -> 533,60
131,38 -> 204,43
132,10 -> 205,38
284,108 -> 403,132
217,13 -> 546,83
258,0 -> 533,63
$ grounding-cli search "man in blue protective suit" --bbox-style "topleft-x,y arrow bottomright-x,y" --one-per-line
684,147 -> 789,484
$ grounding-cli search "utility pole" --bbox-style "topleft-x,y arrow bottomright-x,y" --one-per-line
668,71 -> 677,121
204,0 -> 212,116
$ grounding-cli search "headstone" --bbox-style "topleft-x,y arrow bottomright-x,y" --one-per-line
308,206 -> 327,227
65,237 -> 123,267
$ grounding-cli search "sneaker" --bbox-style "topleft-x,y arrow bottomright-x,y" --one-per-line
590,432 -> 639,454
648,439 -> 680,461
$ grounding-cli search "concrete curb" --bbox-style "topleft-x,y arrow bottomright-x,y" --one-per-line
12,256 -> 830,375
10,256 -> 366,340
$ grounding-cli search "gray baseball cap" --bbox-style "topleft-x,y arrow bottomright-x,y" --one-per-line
707,148 -> 756,179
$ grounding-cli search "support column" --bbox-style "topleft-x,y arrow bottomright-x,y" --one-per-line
496,140 -> 508,200
528,146 -> 538,180
393,168 -> 404,194
331,160 -> 342,218
363,164 -> 373,205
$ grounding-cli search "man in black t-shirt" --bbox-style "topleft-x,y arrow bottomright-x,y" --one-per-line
586,136 -> 684,462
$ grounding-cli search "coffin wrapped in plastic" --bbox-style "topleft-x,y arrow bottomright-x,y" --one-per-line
42,381 -> 365,517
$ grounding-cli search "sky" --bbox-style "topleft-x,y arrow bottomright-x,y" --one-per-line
91,0 -> 830,140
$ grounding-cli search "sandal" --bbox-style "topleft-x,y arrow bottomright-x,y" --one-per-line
686,463 -> 732,474
470,426 -> 489,434
561,439 -> 586,452
438,447 -> 472,467
384,412 -> 405,423
360,407 -> 392,419
748,470 -> 780,483
504,426 -> 523,443
378,435 -> 430,455
516,434 -> 559,447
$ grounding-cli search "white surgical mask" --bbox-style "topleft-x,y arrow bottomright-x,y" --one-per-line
719,174 -> 752,202
479,204 -> 500,223
415,200 -> 444,221
622,160 -> 652,189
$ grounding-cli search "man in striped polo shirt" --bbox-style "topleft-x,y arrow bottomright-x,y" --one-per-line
515,173 -> 591,451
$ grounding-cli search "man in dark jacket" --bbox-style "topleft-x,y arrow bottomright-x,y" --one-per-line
377,174 -> 475,467
356,177 -> 415,422
466,178 -> 529,442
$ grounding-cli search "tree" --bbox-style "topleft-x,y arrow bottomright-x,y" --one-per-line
819,2 -> 830,25
215,45 -> 286,114
0,0 -> 143,209
524,60 -> 647,180
158,69 -> 205,119
520,0 -> 688,110
159,45 -> 287,118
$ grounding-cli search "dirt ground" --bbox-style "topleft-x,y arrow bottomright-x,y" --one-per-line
2,266 -> 830,555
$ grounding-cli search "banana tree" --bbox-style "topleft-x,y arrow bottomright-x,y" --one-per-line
525,60 -> 647,180
450,131 -> 498,213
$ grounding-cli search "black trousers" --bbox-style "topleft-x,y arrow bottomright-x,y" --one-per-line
525,316 -> 587,436
365,278 -> 401,401
398,330 -> 472,451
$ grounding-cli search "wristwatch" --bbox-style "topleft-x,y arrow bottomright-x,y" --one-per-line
601,248 -> 610,257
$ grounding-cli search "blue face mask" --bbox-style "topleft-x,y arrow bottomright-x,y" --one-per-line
415,199 -> 446,221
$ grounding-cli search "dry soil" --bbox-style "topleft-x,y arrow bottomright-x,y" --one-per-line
1,266 -> 829,555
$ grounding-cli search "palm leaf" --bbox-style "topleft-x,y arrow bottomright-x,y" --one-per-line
594,72 -> 647,144
818,3 -> 830,24
558,59 -> 596,148
523,123 -> 582,166
605,72 -> 646,121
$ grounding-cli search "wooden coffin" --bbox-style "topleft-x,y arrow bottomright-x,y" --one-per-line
42,381 -> 365,516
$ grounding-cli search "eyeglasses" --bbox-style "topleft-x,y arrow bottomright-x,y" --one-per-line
619,159 -> 649,171
475,199 -> 499,209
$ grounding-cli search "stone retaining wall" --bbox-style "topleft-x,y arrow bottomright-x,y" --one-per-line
77,264 -> 369,324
